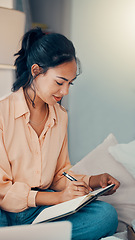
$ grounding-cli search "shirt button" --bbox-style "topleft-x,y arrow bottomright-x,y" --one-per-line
48,124 -> 51,128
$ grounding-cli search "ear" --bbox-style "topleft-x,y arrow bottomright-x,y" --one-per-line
31,64 -> 40,77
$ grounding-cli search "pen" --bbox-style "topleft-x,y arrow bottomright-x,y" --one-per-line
63,172 -> 93,193
62,172 -> 77,181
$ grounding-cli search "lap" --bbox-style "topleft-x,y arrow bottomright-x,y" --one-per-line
0,205 -> 48,226
0,200 -> 118,240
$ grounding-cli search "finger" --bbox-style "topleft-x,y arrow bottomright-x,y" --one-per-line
74,187 -> 89,196
75,185 -> 91,194
75,185 -> 89,194
108,179 -> 120,190
74,191 -> 88,196
74,180 -> 89,188
73,180 -> 91,191
74,184 -> 88,194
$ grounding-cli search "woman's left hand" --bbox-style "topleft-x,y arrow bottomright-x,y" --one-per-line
89,173 -> 120,195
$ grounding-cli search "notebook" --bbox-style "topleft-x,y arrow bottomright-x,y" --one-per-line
32,184 -> 115,224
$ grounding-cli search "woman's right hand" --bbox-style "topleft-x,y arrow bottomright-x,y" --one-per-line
59,179 -> 91,203
36,179 -> 92,206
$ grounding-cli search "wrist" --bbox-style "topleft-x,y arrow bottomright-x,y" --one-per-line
36,191 -> 62,206
89,176 -> 95,190
89,174 -> 102,189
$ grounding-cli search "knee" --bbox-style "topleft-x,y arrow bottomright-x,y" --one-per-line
101,201 -> 118,236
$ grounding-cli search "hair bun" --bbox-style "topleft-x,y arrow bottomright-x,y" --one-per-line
15,27 -> 44,59
24,27 -> 44,52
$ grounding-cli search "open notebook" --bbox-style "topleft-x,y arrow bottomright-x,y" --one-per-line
32,184 -> 115,224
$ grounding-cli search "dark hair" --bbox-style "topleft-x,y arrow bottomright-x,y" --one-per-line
12,27 -> 76,92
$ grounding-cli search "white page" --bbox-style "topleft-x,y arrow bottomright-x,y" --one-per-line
32,195 -> 86,224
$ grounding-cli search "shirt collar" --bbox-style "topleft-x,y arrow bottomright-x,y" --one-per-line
14,87 -> 30,120
13,87 -> 57,127
46,104 -> 57,128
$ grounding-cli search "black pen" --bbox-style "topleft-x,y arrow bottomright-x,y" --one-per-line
62,172 -> 77,181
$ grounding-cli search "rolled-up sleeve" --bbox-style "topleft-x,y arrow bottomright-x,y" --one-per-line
0,129 -> 36,212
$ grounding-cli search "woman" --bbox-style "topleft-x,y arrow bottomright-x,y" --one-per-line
0,28 -> 120,239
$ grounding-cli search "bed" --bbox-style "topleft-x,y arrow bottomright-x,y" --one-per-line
71,133 -> 135,240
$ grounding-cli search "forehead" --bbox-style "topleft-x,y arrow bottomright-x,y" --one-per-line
47,60 -> 77,78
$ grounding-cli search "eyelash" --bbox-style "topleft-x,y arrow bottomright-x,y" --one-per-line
69,82 -> 74,85
56,81 -> 74,86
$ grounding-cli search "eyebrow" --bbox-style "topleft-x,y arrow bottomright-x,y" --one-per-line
56,76 -> 77,82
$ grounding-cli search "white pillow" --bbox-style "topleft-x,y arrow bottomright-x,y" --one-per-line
109,141 -> 135,179
71,134 -> 135,231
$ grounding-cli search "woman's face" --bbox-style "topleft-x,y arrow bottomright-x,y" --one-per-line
32,59 -> 77,106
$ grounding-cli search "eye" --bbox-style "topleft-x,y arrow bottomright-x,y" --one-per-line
56,81 -> 63,86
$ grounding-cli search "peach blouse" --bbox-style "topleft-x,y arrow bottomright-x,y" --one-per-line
0,88 -> 89,213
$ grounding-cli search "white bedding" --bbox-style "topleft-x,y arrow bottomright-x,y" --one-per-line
109,140 -> 135,179
71,133 -> 135,240
101,231 -> 127,240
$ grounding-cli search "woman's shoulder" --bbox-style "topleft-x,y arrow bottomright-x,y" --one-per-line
0,88 -> 24,110
0,92 -> 14,129
0,92 -> 14,110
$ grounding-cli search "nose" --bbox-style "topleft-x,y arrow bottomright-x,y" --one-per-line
60,84 -> 69,96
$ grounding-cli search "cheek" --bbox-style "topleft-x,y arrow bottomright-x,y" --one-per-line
39,83 -> 54,99
45,82 -> 60,95
36,78 -> 47,92
35,77 -> 59,97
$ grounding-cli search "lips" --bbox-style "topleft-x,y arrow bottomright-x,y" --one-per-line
53,96 -> 62,102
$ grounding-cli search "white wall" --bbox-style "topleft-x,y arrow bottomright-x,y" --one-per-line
68,0 -> 135,164
29,0 -> 65,33
0,0 -> 13,8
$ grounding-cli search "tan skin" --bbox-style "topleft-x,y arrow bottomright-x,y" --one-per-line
24,59 -> 120,206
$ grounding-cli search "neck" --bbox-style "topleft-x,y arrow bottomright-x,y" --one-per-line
24,87 -> 45,112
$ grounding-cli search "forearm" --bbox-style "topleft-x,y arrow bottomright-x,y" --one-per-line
35,191 -> 62,206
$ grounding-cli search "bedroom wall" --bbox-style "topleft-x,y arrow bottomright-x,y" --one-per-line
29,0 -> 71,37
68,0 -> 135,164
